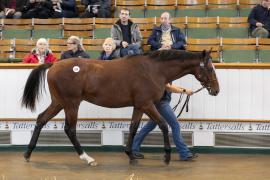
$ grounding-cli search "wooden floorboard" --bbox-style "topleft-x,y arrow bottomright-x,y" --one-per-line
0,152 -> 270,180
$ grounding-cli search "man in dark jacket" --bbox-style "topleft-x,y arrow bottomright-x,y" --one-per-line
80,0 -> 111,18
51,0 -> 78,18
248,0 -> 270,38
0,0 -> 27,18
21,0 -> 53,19
148,12 -> 186,51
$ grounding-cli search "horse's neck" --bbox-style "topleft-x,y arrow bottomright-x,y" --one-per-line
159,59 -> 198,83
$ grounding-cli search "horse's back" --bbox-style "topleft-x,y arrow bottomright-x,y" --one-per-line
47,57 -> 164,108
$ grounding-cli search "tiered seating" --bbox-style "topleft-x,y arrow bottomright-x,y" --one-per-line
113,0 -> 258,18
238,0 -> 257,17
206,0 -> 238,17
2,19 -> 32,39
1,37 -> 268,63
186,17 -> 218,38
258,38 -> 270,63
186,38 -> 221,62
145,0 -> 177,18
93,18 -> 116,39
221,38 -> 257,62
218,17 -> 249,38
83,39 -> 104,59
62,18 -> 94,38
176,0 -> 206,17
0,39 -> 14,62
0,0 -> 268,64
32,19 -> 63,39
113,0 -> 146,18
48,38 -> 67,59
14,39 -> 36,60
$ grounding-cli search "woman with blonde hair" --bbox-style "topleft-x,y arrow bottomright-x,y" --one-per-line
60,36 -> 90,60
23,38 -> 57,64
99,37 -> 119,60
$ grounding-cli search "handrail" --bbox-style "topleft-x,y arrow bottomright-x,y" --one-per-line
0,118 -> 269,123
1,63 -> 270,69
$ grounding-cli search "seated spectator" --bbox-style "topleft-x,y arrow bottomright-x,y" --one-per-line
60,36 -> 90,60
148,12 -> 186,51
99,38 -> 119,60
0,0 -> 27,19
111,8 -> 142,57
248,0 -> 270,38
80,0 -> 111,18
51,0 -> 78,18
0,4 -> 4,18
21,0 -> 53,19
23,38 -> 57,64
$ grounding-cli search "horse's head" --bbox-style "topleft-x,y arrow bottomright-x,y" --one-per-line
194,50 -> 219,96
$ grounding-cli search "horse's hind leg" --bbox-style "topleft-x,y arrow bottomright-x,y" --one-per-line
125,108 -> 143,164
142,103 -> 171,165
64,106 -> 97,166
24,102 -> 62,162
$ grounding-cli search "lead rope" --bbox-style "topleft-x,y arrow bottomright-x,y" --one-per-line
174,86 -> 205,118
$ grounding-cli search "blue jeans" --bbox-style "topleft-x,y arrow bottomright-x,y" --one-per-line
132,100 -> 191,160
120,44 -> 141,57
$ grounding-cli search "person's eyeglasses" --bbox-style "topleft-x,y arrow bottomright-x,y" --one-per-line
67,42 -> 76,45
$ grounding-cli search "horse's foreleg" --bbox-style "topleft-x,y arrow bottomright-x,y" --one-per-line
143,103 -> 171,165
125,108 -> 143,163
64,107 -> 97,166
24,103 -> 62,162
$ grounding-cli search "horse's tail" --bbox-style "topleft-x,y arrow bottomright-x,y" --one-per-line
21,63 -> 53,111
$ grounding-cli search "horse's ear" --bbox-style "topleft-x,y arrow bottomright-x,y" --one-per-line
209,48 -> 212,54
202,49 -> 212,58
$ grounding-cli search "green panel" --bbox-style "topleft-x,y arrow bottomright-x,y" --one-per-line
220,28 -> 249,38
0,58 -> 22,63
207,9 -> 238,17
2,30 -> 31,39
176,9 -> 206,17
86,50 -> 101,59
145,10 -> 175,18
32,29 -> 62,39
0,58 -> 9,63
94,28 -> 111,39
223,50 -> 256,62
239,9 -> 252,17
259,50 -> 270,62
187,28 -> 217,38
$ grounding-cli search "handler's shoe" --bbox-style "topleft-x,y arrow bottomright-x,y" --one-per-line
180,153 -> 198,161
133,153 -> 144,159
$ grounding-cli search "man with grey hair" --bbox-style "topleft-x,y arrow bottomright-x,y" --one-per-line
148,12 -> 186,51
248,0 -> 270,38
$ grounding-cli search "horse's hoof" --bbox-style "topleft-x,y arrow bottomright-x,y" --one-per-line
23,152 -> 30,162
129,159 -> 138,165
164,154 -> 171,165
88,161 -> 98,166
164,159 -> 170,165
125,150 -> 130,156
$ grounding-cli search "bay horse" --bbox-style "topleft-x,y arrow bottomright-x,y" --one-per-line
21,49 -> 219,166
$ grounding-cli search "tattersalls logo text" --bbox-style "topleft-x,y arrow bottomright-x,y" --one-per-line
206,122 -> 245,131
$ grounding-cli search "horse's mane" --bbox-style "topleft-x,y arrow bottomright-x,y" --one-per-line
146,50 -> 201,61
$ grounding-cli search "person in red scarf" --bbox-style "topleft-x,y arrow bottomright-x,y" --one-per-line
0,0 -> 27,18
23,38 -> 58,64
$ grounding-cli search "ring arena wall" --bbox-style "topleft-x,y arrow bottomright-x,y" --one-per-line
0,63 -> 270,149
